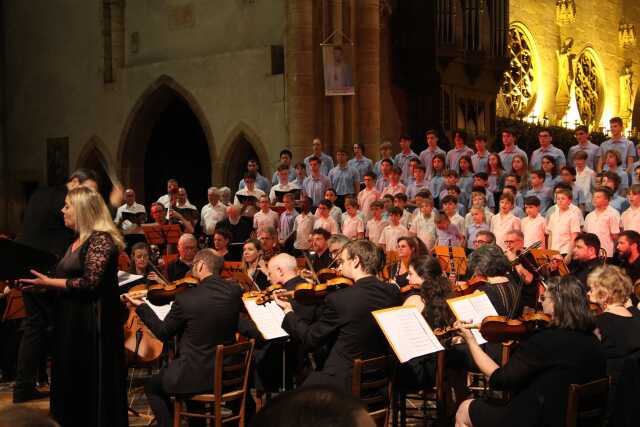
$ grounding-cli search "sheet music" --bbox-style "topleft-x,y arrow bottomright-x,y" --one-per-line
243,299 -> 289,340
117,271 -> 144,287
447,292 -> 498,345
373,306 -> 444,363
143,298 -> 173,321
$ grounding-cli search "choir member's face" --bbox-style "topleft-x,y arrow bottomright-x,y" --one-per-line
168,181 -> 178,194
125,190 -> 135,205
556,193 -> 571,209
309,160 -> 320,174
426,133 -> 437,147
207,190 -> 219,205
151,205 -> 164,223
177,189 -> 187,204
475,139 -> 485,152
364,174 -> 375,189
538,132 -> 552,147
283,195 -> 294,210
280,154 -> 291,166
399,138 -> 410,151
574,130 -> 588,144
353,144 -> 362,156
243,243 -> 260,263
133,249 -> 149,271
502,132 -> 515,147
312,139 -> 322,154
61,197 -> 76,229
278,170 -> 289,184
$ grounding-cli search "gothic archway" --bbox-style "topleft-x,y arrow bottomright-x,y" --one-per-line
76,137 -> 116,202
118,76 -> 214,208
220,122 -> 270,193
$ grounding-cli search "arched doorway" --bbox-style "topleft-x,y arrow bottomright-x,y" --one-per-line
76,138 -> 115,203
224,134 -> 260,192
118,76 -> 214,209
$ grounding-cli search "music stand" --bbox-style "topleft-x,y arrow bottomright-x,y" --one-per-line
142,224 -> 182,255
434,245 -> 467,277
221,262 -> 243,279
0,239 -> 58,281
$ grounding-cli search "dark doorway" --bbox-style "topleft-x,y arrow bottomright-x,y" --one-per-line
82,148 -> 114,203
143,97 -> 211,209
225,135 -> 260,192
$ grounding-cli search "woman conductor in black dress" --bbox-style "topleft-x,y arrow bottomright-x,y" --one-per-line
453,276 -> 606,427
21,186 -> 128,427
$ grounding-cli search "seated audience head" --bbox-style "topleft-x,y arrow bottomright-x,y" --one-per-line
587,265 -> 633,308
249,385 -> 375,427
467,244 -> 511,277
191,248 -> 223,279
543,276 -> 594,331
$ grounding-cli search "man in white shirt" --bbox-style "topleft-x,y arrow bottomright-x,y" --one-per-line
584,187 -> 621,258
114,188 -> 146,236
357,172 -> 381,222
253,196 -> 280,232
573,150 -> 596,207
269,164 -> 300,205
200,187 -> 227,236
157,178 -> 179,208
234,172 -> 267,205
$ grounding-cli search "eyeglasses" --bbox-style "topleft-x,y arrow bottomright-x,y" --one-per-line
473,240 -> 490,245
503,240 -> 519,245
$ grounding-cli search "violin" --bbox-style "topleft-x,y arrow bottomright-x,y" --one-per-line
477,313 -> 550,343
124,275 -> 199,306
255,281 -> 318,305
452,275 -> 487,295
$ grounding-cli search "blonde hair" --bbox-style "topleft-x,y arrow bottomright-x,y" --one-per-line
586,265 -> 633,305
67,186 -> 125,250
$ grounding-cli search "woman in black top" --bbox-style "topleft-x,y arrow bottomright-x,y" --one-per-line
454,276 -> 606,427
399,255 -> 455,389
242,238 -> 269,291
388,236 -> 427,301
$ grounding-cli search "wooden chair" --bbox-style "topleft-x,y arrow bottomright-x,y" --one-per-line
352,355 -> 394,427
565,377 -> 610,427
393,350 -> 448,427
173,339 -> 255,427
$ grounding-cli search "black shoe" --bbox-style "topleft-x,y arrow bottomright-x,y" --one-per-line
12,388 -> 50,403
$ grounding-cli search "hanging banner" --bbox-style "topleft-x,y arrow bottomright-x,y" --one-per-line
322,44 -> 355,96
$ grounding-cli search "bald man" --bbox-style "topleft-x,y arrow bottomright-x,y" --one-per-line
167,234 -> 198,281
114,188 -> 146,240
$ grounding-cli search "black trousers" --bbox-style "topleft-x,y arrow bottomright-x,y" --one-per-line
15,290 -> 53,392
145,371 -> 255,427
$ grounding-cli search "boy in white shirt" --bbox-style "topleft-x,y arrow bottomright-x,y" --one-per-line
393,193 -> 412,228
621,184 -> 640,232
584,187 -> 621,258
545,189 -> 583,257
341,198 -> 365,239
293,197 -> 315,252
253,195 -> 279,232
521,196 -> 547,249
491,193 -> 521,251
466,207 -> 489,250
378,207 -> 409,252
313,199 -> 339,235
357,172 -> 381,221
464,190 -> 493,228
366,201 -> 389,244
410,197 -> 437,250
441,195 -> 466,243
269,164 -> 300,205
381,166 -> 407,197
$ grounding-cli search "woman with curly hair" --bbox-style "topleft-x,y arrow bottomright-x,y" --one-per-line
396,255 -> 455,390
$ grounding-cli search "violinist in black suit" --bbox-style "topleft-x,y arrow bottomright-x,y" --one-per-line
13,169 -> 98,403
123,249 -> 244,427
274,239 -> 400,392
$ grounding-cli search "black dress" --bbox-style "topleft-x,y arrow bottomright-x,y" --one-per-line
52,231 -> 128,427
595,307 -> 640,371
469,328 -> 605,427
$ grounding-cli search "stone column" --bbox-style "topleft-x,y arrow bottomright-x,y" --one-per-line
330,0 -> 344,153
286,0 -> 316,162
356,0 -> 381,156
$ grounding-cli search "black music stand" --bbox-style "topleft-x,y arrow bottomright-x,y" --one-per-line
0,239 -> 58,281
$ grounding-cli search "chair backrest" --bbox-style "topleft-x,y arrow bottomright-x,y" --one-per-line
213,339 -> 255,403
352,355 -> 394,426
565,376 -> 610,427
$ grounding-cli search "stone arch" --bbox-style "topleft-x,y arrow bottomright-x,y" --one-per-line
219,122 -> 271,191
76,136 -> 118,201
117,75 -> 215,205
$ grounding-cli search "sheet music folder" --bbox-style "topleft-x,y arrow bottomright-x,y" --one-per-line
242,295 -> 289,341
446,292 -> 498,345
0,239 -> 58,281
372,306 -> 444,363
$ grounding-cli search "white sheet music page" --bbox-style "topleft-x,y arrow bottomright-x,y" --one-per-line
372,306 -> 444,363
243,299 -> 289,340
117,271 -> 144,287
142,298 -> 173,321
446,292 -> 498,345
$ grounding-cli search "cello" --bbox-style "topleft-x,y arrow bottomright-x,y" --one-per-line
123,283 -> 164,365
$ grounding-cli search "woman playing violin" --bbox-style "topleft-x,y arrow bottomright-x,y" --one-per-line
241,239 -> 269,291
454,276 -> 605,427
388,236 -> 427,300
397,255 -> 455,390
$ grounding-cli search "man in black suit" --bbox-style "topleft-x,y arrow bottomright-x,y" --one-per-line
13,169 -> 98,402
166,233 -> 198,281
124,249 -> 244,427
274,239 -> 400,392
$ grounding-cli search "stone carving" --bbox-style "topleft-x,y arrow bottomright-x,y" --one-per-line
619,61 -> 634,125
555,37 -> 575,121
574,50 -> 603,127
497,25 -> 537,118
